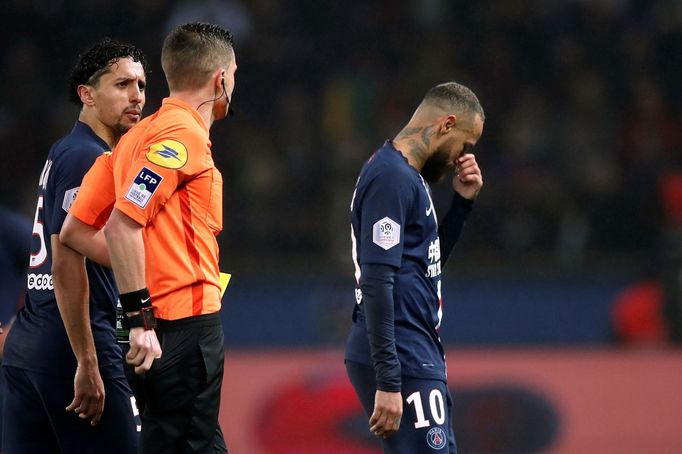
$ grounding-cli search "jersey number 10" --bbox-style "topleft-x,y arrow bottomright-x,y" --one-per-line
406,389 -> 446,428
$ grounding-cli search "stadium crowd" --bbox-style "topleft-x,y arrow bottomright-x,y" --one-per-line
1,0 -> 680,277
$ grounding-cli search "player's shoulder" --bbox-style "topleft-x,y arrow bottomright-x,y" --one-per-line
51,122 -> 108,163
361,143 -> 417,186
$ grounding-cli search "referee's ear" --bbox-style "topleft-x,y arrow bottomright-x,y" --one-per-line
77,84 -> 95,107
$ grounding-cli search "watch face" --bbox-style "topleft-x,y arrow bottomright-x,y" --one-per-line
124,307 -> 156,330
142,307 -> 157,330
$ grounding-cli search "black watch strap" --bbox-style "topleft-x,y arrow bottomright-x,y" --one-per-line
125,307 -> 157,330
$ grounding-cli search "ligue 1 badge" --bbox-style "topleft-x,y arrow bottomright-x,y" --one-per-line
426,427 -> 447,450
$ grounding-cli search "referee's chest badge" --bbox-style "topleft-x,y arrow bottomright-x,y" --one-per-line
126,166 -> 163,208
372,217 -> 400,250
426,427 -> 447,450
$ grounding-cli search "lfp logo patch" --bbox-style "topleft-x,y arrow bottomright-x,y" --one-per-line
146,140 -> 188,169
125,167 -> 163,208
426,427 -> 447,450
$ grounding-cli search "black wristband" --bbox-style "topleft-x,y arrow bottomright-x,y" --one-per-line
119,288 -> 152,313
124,306 -> 157,330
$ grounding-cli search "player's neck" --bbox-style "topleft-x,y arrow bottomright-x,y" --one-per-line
393,124 -> 434,172
78,111 -> 119,149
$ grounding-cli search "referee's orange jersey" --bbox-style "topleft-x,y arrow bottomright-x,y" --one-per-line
71,152 -> 115,230
71,98 -> 223,320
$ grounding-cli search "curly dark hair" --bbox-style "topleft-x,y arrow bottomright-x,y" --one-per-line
68,38 -> 148,105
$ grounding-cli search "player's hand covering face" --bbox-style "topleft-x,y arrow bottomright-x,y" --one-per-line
421,114 -> 484,183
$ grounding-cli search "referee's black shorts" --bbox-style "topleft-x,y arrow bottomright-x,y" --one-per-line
139,312 -> 227,453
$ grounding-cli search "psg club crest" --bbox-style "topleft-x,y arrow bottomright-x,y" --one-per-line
426,427 -> 447,450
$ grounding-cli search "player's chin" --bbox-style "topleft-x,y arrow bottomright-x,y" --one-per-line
117,119 -> 138,132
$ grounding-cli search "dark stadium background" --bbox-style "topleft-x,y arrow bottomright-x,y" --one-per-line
1,1 -> 681,452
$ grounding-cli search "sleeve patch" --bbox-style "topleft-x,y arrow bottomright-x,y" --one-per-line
372,217 -> 401,250
125,167 -> 163,208
62,187 -> 80,213
146,140 -> 188,169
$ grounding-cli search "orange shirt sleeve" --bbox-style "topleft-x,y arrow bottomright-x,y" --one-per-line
69,153 -> 115,229
113,125 -> 210,227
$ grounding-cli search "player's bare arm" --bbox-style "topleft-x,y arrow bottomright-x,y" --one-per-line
61,213 -> 111,267
104,208 -> 161,374
51,234 -> 105,425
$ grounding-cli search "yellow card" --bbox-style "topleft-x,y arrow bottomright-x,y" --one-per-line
219,272 -> 232,298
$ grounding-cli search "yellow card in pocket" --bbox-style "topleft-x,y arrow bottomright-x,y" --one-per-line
219,272 -> 232,298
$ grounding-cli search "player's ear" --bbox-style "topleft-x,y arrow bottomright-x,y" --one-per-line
78,85 -> 95,107
441,114 -> 457,135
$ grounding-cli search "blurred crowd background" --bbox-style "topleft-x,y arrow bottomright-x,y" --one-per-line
3,0 -> 681,274
2,1 -> 682,452
3,0 -> 682,344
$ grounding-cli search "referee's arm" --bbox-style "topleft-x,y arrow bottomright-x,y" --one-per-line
104,208 -> 161,373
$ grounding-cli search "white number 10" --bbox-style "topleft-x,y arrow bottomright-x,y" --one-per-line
406,389 -> 446,428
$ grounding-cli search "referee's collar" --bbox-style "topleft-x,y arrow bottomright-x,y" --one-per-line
160,97 -> 209,135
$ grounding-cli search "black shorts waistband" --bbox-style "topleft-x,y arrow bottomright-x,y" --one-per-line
156,312 -> 222,331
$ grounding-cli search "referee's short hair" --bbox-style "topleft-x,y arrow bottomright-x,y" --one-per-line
162,22 -> 234,92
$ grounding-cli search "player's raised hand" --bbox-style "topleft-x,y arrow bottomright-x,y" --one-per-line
453,153 -> 483,200
369,390 -> 403,439
66,360 -> 105,426
127,327 -> 162,374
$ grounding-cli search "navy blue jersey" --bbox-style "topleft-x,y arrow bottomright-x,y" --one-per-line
3,121 -> 124,379
346,141 -> 446,382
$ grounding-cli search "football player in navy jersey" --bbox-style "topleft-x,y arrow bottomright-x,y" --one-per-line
1,39 -> 147,453
345,82 -> 484,453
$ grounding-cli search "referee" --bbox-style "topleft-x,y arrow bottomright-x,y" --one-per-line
69,23 -> 236,452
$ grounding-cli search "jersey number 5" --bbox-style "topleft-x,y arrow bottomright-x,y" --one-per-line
406,389 -> 446,428
29,195 -> 47,268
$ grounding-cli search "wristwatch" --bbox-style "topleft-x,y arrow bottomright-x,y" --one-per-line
124,306 -> 157,330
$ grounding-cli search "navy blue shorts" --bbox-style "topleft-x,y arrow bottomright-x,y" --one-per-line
1,365 -> 139,453
346,360 -> 457,454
